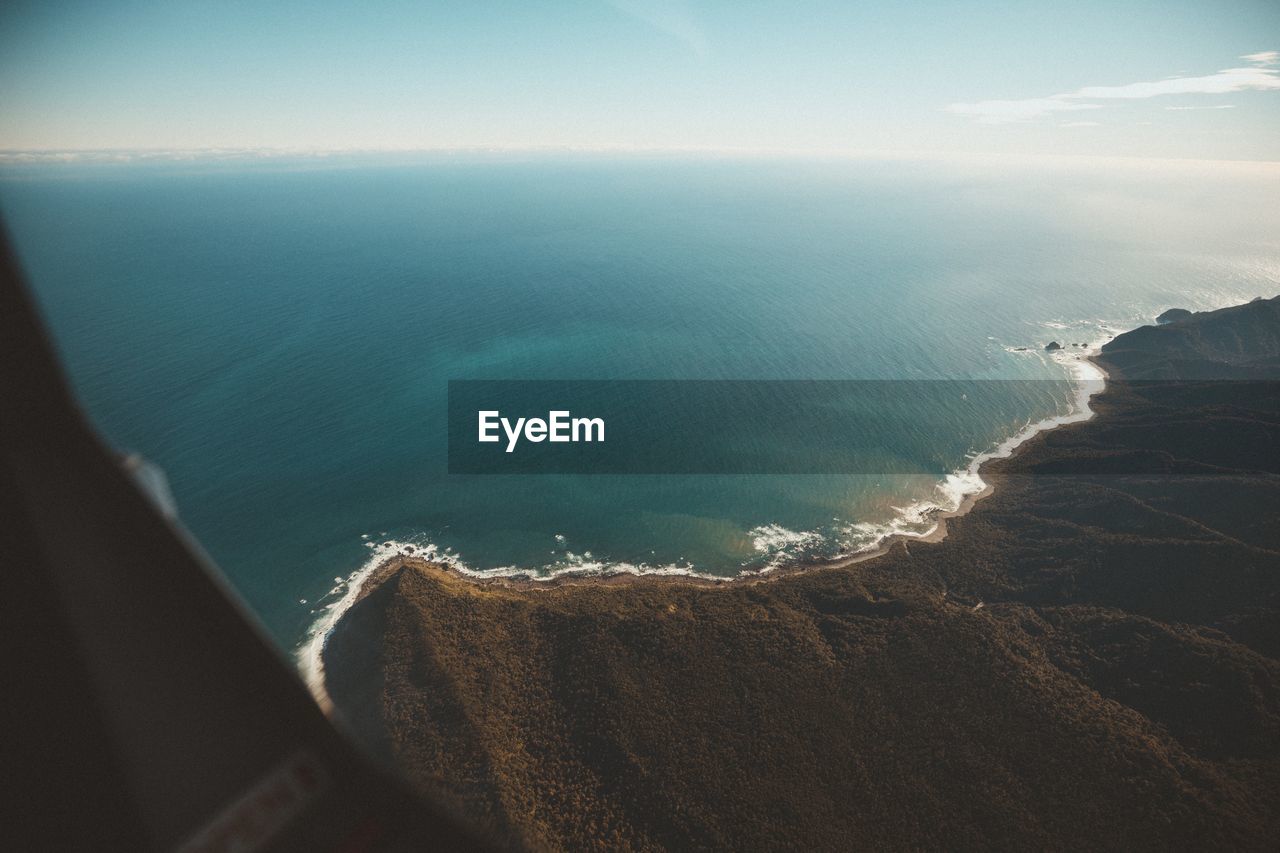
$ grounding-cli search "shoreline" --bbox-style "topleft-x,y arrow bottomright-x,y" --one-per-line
300,345 -> 1111,710
312,293 -> 1280,850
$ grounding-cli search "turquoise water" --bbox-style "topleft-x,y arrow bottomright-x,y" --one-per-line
2,155 -> 1277,650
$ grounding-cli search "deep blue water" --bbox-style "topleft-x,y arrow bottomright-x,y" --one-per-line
2,156 -> 1277,650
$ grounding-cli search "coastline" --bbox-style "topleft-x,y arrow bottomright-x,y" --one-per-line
313,294 -> 1280,850
299,343 -> 1111,710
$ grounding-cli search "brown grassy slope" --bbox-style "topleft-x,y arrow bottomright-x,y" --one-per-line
324,297 -> 1280,851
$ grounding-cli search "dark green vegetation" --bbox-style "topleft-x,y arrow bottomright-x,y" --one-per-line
325,297 -> 1280,851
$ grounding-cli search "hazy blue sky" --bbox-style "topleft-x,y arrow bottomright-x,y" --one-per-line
1,0 -> 1278,160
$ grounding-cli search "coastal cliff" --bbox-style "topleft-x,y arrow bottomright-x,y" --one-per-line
324,297 -> 1280,851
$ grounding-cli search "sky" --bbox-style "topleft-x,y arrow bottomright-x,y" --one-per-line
1,0 -> 1278,161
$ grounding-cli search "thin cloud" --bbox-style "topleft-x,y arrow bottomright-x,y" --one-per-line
945,98 -> 1100,124
607,0 -> 709,59
1165,104 -> 1236,111
946,51 -> 1279,124
1070,65 -> 1280,99
1059,121 -> 1101,127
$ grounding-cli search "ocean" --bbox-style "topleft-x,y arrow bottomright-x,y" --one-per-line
2,154 -> 1277,658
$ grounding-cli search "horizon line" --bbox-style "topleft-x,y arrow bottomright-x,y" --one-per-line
2,145 -> 1279,172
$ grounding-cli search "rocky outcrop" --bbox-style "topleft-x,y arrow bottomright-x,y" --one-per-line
1157,307 -> 1194,325
1101,295 -> 1280,380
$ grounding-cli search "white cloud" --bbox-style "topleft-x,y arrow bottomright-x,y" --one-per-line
1242,51 -> 1279,66
946,50 -> 1279,124
1165,104 -> 1236,111
1059,121 -> 1101,127
1069,65 -> 1280,100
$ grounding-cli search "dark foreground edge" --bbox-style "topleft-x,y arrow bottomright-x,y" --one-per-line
0,230 -> 493,851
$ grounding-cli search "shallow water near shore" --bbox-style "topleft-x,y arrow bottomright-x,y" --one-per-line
2,155 -> 1277,652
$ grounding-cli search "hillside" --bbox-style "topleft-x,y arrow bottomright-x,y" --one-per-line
324,297 -> 1280,851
